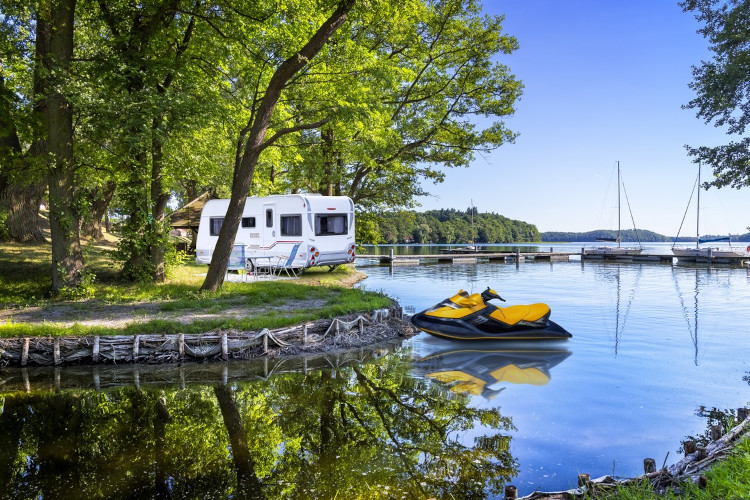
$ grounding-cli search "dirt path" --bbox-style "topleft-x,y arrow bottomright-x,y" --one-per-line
0,270 -> 368,329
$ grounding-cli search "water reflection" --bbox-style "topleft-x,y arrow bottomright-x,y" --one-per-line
0,346 -> 517,499
412,342 -> 571,401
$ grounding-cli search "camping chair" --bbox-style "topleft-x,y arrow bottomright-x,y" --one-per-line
226,244 -> 247,282
273,243 -> 302,278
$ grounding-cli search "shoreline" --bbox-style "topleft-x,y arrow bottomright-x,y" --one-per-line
0,305 -> 417,367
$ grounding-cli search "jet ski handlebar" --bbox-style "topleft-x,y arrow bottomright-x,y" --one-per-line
481,287 -> 506,303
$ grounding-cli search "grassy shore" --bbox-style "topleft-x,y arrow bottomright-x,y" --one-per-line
590,436 -> 750,499
0,235 -> 390,338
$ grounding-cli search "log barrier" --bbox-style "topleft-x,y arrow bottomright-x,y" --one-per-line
0,306 -> 403,367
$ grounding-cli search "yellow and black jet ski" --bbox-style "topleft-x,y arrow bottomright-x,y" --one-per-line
410,287 -> 572,340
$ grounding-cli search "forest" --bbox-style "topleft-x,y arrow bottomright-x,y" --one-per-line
0,0 -> 523,293
365,207 -> 540,244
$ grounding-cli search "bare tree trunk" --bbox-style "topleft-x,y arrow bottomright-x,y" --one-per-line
81,181 -> 116,240
38,0 -> 83,293
0,64 -> 46,243
150,124 -> 170,282
0,182 -> 46,242
201,0 -> 355,292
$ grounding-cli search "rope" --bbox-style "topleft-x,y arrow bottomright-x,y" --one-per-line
619,176 -> 643,248
672,172 -> 699,248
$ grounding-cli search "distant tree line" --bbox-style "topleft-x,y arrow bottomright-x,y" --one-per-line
364,208 -> 541,244
540,229 -> 671,243
540,229 -> 750,243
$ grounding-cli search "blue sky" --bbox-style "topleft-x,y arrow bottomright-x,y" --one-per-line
416,1 -> 749,237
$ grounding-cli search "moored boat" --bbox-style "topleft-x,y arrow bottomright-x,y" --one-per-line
410,288 -> 572,341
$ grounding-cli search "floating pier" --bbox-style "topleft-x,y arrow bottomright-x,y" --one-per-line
358,248 -> 749,266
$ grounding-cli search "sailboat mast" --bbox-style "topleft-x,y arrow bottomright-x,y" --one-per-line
471,198 -> 474,245
617,161 -> 621,248
696,163 -> 701,250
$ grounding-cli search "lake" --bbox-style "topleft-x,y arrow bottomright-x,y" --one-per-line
1,243 -> 749,498
355,243 -> 750,494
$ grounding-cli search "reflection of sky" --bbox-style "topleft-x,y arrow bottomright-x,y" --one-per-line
358,258 -> 750,496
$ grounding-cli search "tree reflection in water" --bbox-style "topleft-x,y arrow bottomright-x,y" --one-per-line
0,350 -> 517,499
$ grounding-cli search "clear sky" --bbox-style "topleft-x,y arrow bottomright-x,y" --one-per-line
416,0 -> 750,237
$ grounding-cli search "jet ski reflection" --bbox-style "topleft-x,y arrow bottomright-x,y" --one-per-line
413,344 -> 572,400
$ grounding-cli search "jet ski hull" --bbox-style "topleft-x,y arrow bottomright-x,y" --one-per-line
411,312 -> 572,341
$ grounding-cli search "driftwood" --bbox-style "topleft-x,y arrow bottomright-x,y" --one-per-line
0,307 -> 407,367
514,413 -> 750,499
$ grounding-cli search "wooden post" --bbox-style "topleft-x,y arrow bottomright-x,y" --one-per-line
53,337 -> 61,365
389,248 -> 394,263
133,335 -> 140,361
221,331 -> 228,361
711,425 -> 723,441
697,446 -> 707,460
643,458 -> 656,474
21,338 -> 29,366
698,475 -> 708,489
134,368 -> 140,391
178,333 -> 185,360
738,407 -> 749,421
22,368 -> 30,393
92,336 -> 100,363
577,473 -> 590,487
303,324 -> 308,344
222,364 -> 228,386
515,248 -> 520,261
358,317 -> 364,334
504,485 -> 518,499
263,331 -> 268,353
684,441 -> 697,454
179,366 -> 186,390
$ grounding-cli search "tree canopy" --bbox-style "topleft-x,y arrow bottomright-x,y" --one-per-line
0,0 -> 523,292
681,0 -> 750,190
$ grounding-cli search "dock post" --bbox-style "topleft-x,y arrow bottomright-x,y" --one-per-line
389,248 -> 394,263
504,485 -> 518,499
707,247 -> 713,264
643,458 -> 656,473
515,248 -> 520,261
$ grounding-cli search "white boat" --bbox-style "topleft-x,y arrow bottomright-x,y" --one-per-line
671,164 -> 750,263
584,162 -> 642,259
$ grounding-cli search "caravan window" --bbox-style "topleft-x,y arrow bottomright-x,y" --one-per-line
315,214 -> 347,236
266,209 -> 273,228
280,215 -> 302,236
210,217 -> 223,236
241,217 -> 256,228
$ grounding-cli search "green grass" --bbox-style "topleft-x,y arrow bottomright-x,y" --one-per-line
590,437 -> 750,499
0,236 -> 391,337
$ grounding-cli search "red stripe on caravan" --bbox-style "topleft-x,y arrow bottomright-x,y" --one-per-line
327,208 -> 336,210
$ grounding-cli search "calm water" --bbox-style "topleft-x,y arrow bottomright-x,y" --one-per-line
356,243 -> 750,493
1,245 -> 749,498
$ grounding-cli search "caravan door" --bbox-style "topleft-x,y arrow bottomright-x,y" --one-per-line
262,202 -> 276,252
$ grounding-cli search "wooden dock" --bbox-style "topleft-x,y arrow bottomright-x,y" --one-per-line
357,249 -> 748,266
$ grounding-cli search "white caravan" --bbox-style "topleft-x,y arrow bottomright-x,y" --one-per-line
195,194 -> 356,271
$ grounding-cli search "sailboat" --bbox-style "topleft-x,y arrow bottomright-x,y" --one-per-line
584,162 -> 643,259
671,163 -> 750,263
441,199 -> 478,254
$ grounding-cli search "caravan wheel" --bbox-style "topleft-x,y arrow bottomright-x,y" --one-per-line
245,259 -> 255,273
